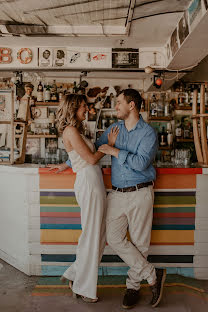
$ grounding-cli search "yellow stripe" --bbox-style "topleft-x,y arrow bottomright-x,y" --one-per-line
151,230 -> 194,244
41,230 -> 194,244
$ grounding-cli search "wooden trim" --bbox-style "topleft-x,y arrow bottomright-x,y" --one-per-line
192,89 -> 203,163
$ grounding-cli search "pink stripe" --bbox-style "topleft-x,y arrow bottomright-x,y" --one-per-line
40,217 -> 81,224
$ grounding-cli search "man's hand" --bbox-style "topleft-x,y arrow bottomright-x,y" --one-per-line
98,144 -> 119,158
108,126 -> 119,147
46,163 -> 69,173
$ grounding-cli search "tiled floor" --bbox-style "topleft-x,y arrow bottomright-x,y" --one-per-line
0,259 -> 208,312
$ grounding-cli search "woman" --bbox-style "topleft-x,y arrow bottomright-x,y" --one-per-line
55,94 -> 118,302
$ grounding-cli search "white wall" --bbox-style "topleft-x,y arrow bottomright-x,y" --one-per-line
0,165 -> 39,275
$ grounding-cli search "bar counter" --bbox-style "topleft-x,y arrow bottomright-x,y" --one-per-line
0,164 -> 208,279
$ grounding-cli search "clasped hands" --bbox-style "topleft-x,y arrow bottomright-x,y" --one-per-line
98,126 -> 120,157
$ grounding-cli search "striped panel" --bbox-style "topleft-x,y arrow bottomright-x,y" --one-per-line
40,189 -> 195,244
154,174 -> 196,189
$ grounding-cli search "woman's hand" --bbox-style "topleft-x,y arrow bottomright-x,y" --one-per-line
46,163 -> 69,173
98,144 -> 119,158
108,126 -> 119,146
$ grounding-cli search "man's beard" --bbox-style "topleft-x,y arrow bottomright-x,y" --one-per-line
117,111 -> 130,120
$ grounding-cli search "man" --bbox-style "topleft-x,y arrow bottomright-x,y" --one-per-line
50,89 -> 166,309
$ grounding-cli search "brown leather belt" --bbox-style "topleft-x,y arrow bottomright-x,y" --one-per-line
112,181 -> 153,193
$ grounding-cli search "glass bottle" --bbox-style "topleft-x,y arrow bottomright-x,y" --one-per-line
175,121 -> 182,138
44,84 -> 51,102
59,85 -> 64,102
150,94 -> 158,117
164,94 -> 170,117
36,81 -> 44,102
159,126 -> 167,146
51,80 -> 58,102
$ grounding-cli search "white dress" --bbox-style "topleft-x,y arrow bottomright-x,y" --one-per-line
62,135 -> 107,299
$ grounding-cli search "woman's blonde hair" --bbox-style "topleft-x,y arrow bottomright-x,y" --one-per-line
56,93 -> 87,133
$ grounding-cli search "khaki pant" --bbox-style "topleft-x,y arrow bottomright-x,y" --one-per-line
63,165 -> 106,299
106,185 -> 156,290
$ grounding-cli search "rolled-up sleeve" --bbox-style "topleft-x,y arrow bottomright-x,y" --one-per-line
118,150 -> 129,165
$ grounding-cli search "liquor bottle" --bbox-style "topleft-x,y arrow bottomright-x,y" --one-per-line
159,126 -> 167,146
36,81 -> 44,102
150,94 -> 157,117
51,80 -> 58,102
59,85 -> 64,102
175,121 -> 182,139
44,84 -> 51,102
164,94 -> 170,117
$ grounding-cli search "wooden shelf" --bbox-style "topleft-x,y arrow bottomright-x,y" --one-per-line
175,105 -> 192,110
176,138 -> 194,142
0,121 -> 11,124
35,102 -> 59,106
27,134 -> 58,138
159,146 -> 173,150
149,116 -> 172,121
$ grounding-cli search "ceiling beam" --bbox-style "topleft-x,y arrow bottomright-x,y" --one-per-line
125,0 -> 136,36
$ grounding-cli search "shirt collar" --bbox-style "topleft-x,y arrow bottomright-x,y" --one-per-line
120,115 -> 144,131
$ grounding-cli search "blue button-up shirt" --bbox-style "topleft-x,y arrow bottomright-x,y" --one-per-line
96,115 -> 158,187
66,115 -> 158,188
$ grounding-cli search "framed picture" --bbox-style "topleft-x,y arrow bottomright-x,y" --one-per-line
178,12 -> 189,45
112,48 -> 139,68
53,48 -> 67,67
26,138 -> 40,157
39,48 -> 53,67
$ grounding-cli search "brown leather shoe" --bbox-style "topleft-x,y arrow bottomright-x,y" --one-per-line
122,289 -> 139,309
150,268 -> 166,307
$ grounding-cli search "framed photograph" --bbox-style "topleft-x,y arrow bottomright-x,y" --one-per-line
39,48 -> 53,67
0,95 -> 5,111
170,28 -> 179,57
178,12 -> 189,45
53,48 -> 67,67
45,138 -> 58,154
112,48 -> 139,68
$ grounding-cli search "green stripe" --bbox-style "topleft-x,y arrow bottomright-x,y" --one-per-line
154,207 -> 195,213
40,197 -> 78,205
40,206 -> 80,212
154,196 -> 196,205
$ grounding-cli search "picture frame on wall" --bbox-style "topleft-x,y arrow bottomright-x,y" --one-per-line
53,48 -> 67,67
112,48 -> 139,68
39,48 -> 53,67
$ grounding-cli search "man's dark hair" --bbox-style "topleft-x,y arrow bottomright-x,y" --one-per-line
120,88 -> 143,112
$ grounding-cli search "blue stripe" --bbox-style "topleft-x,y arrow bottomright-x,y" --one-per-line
152,225 -> 195,230
40,224 -> 82,229
41,265 -> 194,278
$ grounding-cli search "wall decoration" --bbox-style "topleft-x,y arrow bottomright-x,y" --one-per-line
112,48 -> 139,68
87,104 -> 97,121
17,48 -> 33,64
53,48 -> 66,67
170,28 -> 179,57
178,12 -> 189,45
69,52 -> 81,64
188,0 -> 202,30
0,48 -> 12,64
39,48 -> 53,67
26,138 -> 40,158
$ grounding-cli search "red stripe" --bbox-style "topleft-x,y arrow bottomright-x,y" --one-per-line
39,168 -> 75,175
156,168 -> 202,175
40,212 -> 80,217
153,213 -> 195,218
